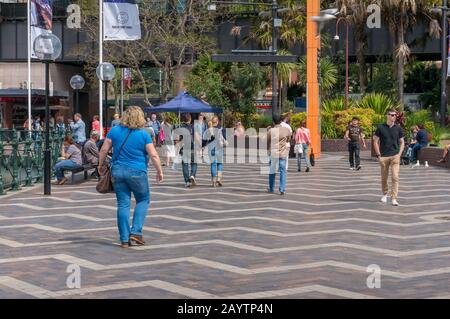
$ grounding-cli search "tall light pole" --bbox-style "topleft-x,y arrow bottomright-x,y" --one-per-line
70,75 -> 85,115
334,17 -> 349,110
271,0 -> 280,120
96,63 -> 116,136
33,33 -> 62,196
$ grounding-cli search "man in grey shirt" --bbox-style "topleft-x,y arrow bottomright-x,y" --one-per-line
83,131 -> 100,178
69,113 -> 87,146
83,131 -> 100,165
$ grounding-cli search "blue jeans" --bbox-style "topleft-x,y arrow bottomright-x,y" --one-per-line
411,143 -> 427,162
182,161 -> 198,183
54,160 -> 82,181
210,148 -> 223,177
211,161 -> 223,177
112,165 -> 150,243
296,143 -> 311,171
269,157 -> 287,193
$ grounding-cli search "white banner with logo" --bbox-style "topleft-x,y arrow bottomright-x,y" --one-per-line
103,0 -> 142,41
30,0 -> 53,58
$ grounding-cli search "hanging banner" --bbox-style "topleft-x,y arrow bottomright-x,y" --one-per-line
103,0 -> 142,41
30,0 -> 53,58
123,68 -> 132,89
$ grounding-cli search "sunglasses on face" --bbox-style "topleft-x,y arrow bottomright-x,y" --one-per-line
388,113 -> 397,117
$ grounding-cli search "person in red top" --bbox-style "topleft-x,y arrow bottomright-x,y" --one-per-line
92,115 -> 100,132
295,120 -> 312,172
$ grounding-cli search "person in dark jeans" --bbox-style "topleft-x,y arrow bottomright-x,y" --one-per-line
176,113 -> 198,188
411,124 -> 429,166
344,117 -> 366,170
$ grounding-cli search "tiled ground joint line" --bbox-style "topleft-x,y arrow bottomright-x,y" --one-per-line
0,276 -> 380,299
1,254 -> 450,280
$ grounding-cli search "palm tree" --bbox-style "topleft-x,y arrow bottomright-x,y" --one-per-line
337,0 -> 374,94
378,0 -> 440,105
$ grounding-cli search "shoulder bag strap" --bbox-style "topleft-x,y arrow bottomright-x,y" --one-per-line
112,129 -> 132,162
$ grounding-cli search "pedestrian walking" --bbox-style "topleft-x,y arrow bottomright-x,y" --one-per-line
161,116 -> 175,167
205,116 -> 227,187
98,106 -> 163,248
176,113 -> 198,188
294,121 -> 312,173
267,115 -> 292,195
344,117 -> 366,170
92,115 -> 100,132
373,109 -> 405,206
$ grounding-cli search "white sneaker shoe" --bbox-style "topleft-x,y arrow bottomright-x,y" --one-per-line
392,199 -> 399,206
381,195 -> 388,203
412,161 -> 420,168
425,161 -> 429,168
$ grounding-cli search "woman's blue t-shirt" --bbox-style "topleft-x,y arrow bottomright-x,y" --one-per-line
107,125 -> 152,172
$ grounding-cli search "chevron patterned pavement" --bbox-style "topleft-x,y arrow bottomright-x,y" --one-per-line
1,152 -> 450,299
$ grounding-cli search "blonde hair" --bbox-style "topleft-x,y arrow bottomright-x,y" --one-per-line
120,106 -> 146,129
212,116 -> 219,126
207,121 -> 213,128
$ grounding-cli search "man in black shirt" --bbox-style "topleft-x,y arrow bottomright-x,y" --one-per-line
344,117 -> 366,170
373,109 -> 405,206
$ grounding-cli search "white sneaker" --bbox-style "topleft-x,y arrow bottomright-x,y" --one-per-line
185,182 -> 191,188
349,167 -> 355,170
392,199 -> 399,206
412,161 -> 420,168
425,161 -> 429,168
381,195 -> 388,203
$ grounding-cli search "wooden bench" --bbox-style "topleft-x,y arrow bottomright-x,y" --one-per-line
65,163 -> 98,184
417,147 -> 450,169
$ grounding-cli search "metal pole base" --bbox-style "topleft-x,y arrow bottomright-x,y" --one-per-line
44,149 -> 51,195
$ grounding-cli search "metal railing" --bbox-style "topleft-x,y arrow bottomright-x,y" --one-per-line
0,128 -> 69,195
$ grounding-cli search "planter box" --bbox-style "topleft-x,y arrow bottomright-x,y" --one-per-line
321,139 -> 372,153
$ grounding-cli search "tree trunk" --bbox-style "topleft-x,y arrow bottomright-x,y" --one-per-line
355,31 -> 367,95
397,22 -> 405,107
136,67 -> 151,106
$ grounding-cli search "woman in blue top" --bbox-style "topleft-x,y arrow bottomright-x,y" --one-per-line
98,106 -> 163,248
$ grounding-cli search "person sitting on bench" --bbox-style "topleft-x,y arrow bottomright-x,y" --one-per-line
54,136 -> 83,185
438,144 -> 450,163
83,130 -> 100,177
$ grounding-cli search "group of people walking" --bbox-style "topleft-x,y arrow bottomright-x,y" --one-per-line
51,105 -> 414,247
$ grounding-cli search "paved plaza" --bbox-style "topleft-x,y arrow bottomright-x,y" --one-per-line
0,153 -> 450,299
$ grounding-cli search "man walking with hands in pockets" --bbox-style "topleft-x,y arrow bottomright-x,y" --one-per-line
373,109 -> 405,206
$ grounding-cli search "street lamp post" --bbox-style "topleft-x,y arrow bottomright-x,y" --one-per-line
334,17 -> 349,110
96,63 -> 116,136
33,33 -> 62,196
70,75 -> 85,115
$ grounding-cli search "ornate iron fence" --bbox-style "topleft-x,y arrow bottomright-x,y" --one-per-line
0,128 -> 69,195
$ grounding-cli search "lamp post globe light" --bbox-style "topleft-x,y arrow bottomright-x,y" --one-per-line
70,75 -> 85,114
96,62 -> 116,134
33,33 -> 62,196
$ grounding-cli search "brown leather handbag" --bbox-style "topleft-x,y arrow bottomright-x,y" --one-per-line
96,130 -> 132,194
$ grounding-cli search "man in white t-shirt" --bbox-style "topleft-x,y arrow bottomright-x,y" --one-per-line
281,115 -> 293,169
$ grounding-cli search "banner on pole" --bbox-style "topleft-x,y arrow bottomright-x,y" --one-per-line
31,0 -> 53,58
103,0 -> 142,41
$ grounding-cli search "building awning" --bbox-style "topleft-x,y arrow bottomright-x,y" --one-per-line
0,89 -> 69,99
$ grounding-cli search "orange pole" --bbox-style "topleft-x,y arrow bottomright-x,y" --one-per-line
306,0 -> 321,158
